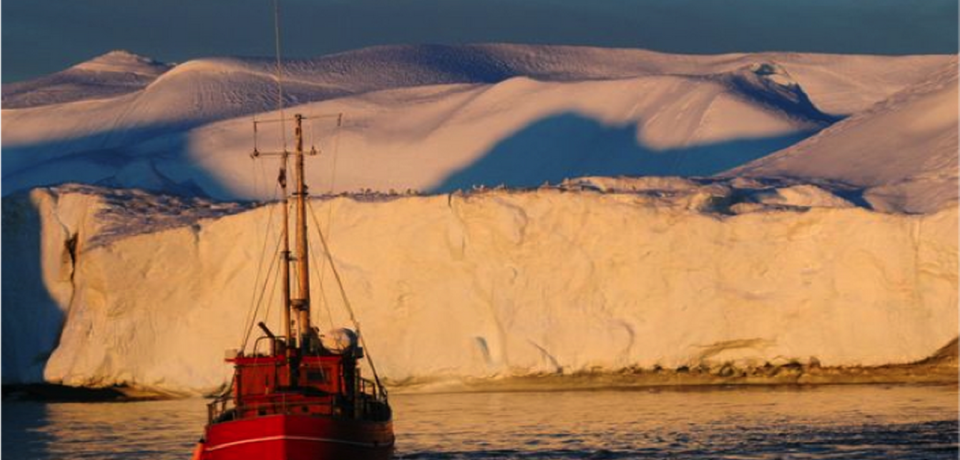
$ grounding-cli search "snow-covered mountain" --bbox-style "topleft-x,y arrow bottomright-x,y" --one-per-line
2,50 -> 172,109
727,61 -> 959,214
5,45 -> 950,113
2,45 -> 954,199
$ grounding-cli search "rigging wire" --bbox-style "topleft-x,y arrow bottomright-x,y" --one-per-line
317,238 -> 337,330
272,0 -> 288,153
239,232 -> 284,352
307,199 -> 386,395
260,248 -> 283,343
305,215 -> 336,331
312,115 -> 344,329
238,129 -> 282,351
238,141 -> 282,352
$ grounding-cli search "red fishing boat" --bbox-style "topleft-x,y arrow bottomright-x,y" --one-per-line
193,112 -> 394,460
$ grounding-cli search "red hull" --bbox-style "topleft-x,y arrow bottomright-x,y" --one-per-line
202,414 -> 394,460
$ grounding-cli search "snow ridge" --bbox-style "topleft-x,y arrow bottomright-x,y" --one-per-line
2,45 -> 953,202
726,60 -> 959,213
2,51 -> 172,109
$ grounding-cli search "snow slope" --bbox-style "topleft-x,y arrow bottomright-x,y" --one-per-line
3,184 -> 956,393
2,45 -> 953,198
728,61 -> 959,213
6,45 -> 950,114
180,66 -> 836,199
2,51 -> 172,109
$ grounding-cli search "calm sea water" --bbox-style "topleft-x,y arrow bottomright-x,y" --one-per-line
3,384 -> 957,459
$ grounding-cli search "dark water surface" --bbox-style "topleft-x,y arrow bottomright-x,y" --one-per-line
3,384 -> 957,459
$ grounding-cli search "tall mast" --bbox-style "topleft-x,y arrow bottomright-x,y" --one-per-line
252,115 -> 312,355
293,114 -> 312,348
279,150 -> 293,351
270,0 -> 294,354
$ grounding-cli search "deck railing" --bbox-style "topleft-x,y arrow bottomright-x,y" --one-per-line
207,387 -> 389,424
208,392 -> 337,423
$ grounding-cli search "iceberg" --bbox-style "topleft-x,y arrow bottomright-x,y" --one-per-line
3,183 -> 955,394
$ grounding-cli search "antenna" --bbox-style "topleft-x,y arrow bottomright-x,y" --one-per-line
272,0 -> 288,151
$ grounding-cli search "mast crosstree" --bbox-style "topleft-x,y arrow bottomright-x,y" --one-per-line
252,113 -> 334,353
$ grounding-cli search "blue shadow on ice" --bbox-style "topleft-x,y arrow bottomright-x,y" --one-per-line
1,125 -> 233,199
431,112 -> 818,193
1,197 -> 65,386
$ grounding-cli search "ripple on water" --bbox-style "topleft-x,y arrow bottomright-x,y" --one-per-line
2,384 -> 957,460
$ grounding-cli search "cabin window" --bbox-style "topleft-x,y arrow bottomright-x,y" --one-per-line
306,368 -> 327,384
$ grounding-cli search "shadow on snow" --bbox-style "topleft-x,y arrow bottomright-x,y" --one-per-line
431,112 -> 819,193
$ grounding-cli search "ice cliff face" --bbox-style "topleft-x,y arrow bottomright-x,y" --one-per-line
3,183 -> 956,394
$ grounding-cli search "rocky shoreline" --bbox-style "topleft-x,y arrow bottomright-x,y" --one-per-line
7,340 -> 955,401
391,339 -> 959,393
